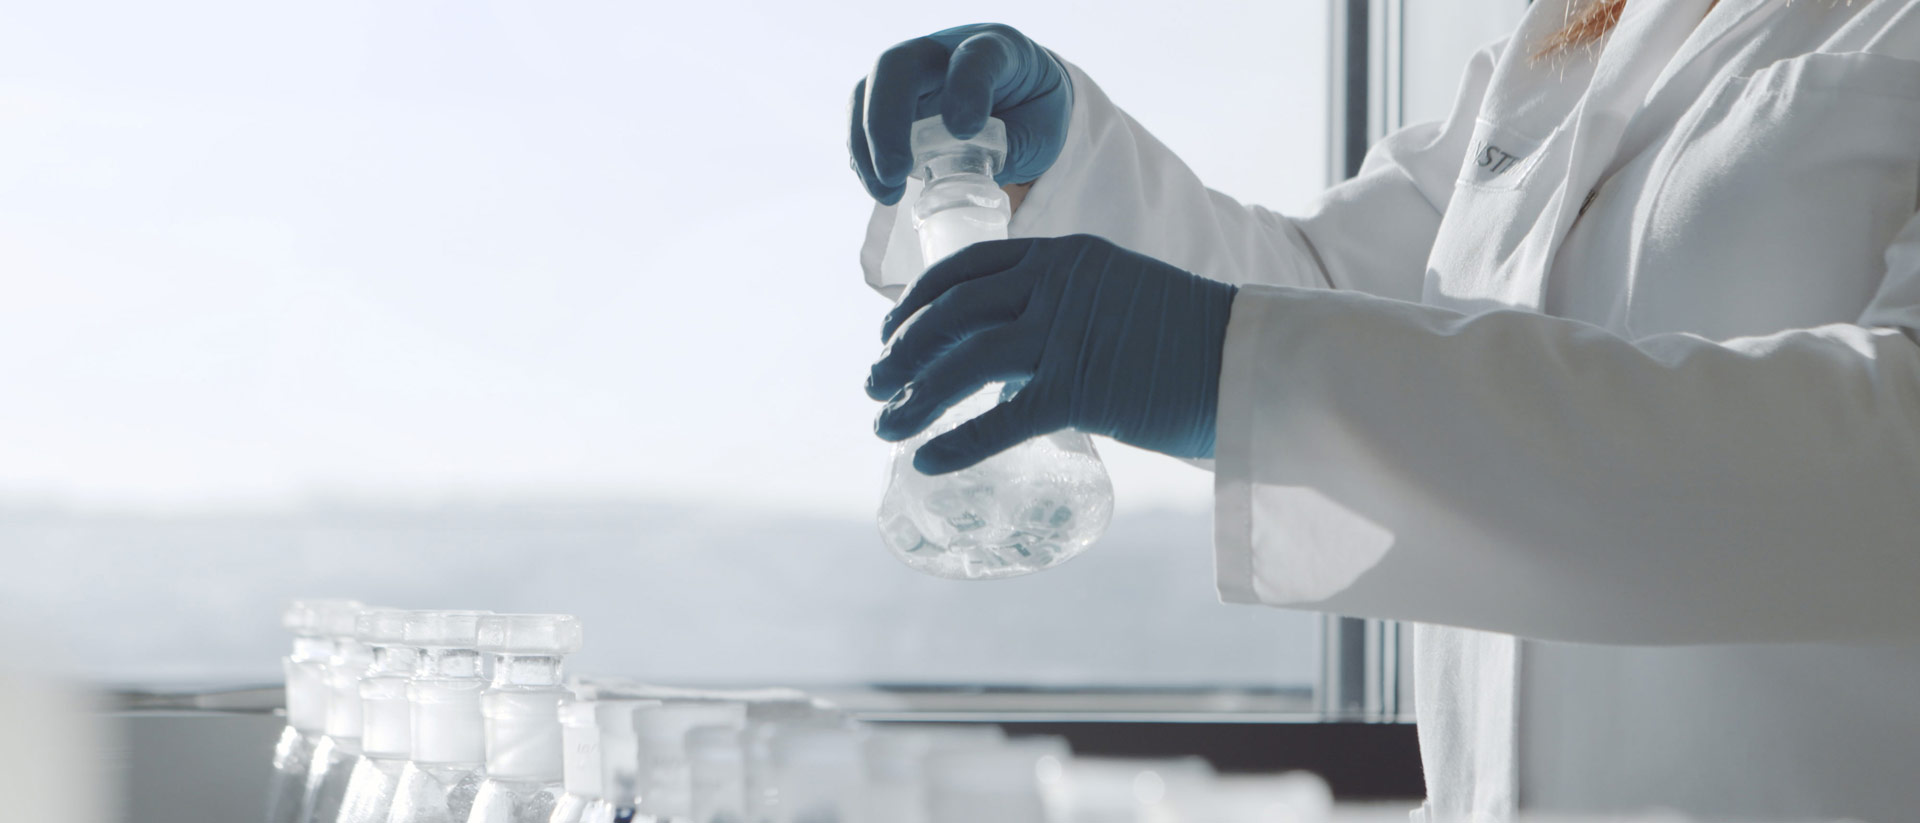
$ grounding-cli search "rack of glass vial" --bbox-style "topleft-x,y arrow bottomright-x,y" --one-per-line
269,599 -> 1335,823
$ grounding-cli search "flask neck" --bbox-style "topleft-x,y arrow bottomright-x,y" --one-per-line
490,653 -> 566,689
367,644 -> 419,678
415,648 -> 482,679
918,146 -> 998,183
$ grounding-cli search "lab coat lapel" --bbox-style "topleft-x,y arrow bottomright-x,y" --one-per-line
1606,0 -> 1783,181
1427,0 -> 1712,312
1522,0 -> 1715,309
1426,0 -> 1600,312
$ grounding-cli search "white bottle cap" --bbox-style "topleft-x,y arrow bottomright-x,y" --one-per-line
559,697 -> 602,798
908,115 -> 1008,180
281,599 -> 360,733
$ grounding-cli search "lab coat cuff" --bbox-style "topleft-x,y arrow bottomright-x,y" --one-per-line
1212,286 -> 1396,608
1212,288 -> 1269,606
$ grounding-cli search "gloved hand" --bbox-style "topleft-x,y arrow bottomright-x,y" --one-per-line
867,235 -> 1238,475
849,23 -> 1073,205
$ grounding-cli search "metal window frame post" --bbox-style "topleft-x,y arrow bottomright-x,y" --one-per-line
1319,0 -> 1413,724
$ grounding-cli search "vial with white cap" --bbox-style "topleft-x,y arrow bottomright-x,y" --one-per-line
635,702 -> 748,823
578,699 -> 661,823
1055,757 -> 1213,823
269,599 -> 363,823
388,610 -> 492,823
549,697 -> 602,823
741,706 -> 843,823
861,725 -> 1004,823
466,613 -> 585,823
336,609 -> 423,823
767,725 -> 866,823
874,115 -> 1114,582
688,726 -> 744,823
300,600 -> 377,823
924,737 -> 1072,823
1203,772 -> 1333,823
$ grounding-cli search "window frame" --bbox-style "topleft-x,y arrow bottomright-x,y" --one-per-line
1321,0 -> 1414,727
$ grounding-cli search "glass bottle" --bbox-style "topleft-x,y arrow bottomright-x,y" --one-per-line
467,614 -> 584,823
337,609 -> 423,823
388,610 -> 493,823
270,599 -> 362,823
875,114 -> 1114,580
303,601 -> 376,823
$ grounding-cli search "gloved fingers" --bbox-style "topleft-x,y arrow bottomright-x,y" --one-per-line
865,37 -> 951,188
873,326 -> 1036,442
991,93 -> 1066,185
847,78 -> 899,205
939,30 -> 1017,140
867,270 -> 1030,400
883,237 -> 1038,341
913,390 -> 1047,475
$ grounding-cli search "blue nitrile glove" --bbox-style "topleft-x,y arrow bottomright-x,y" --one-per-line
848,23 -> 1073,205
866,235 -> 1238,475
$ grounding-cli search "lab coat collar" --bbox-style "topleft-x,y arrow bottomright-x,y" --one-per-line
1457,0 -> 1791,312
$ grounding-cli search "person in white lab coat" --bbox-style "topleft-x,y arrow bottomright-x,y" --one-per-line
853,2 -> 1920,820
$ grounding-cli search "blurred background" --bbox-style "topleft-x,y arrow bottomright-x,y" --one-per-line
0,0 -> 1329,689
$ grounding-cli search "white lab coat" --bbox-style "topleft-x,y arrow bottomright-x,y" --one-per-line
861,0 -> 1920,819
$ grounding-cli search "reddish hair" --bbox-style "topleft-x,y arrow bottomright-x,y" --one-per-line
1534,0 -> 1628,61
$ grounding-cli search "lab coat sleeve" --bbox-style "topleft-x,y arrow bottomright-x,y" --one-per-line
1213,218 -> 1920,645
861,45 -> 1502,301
